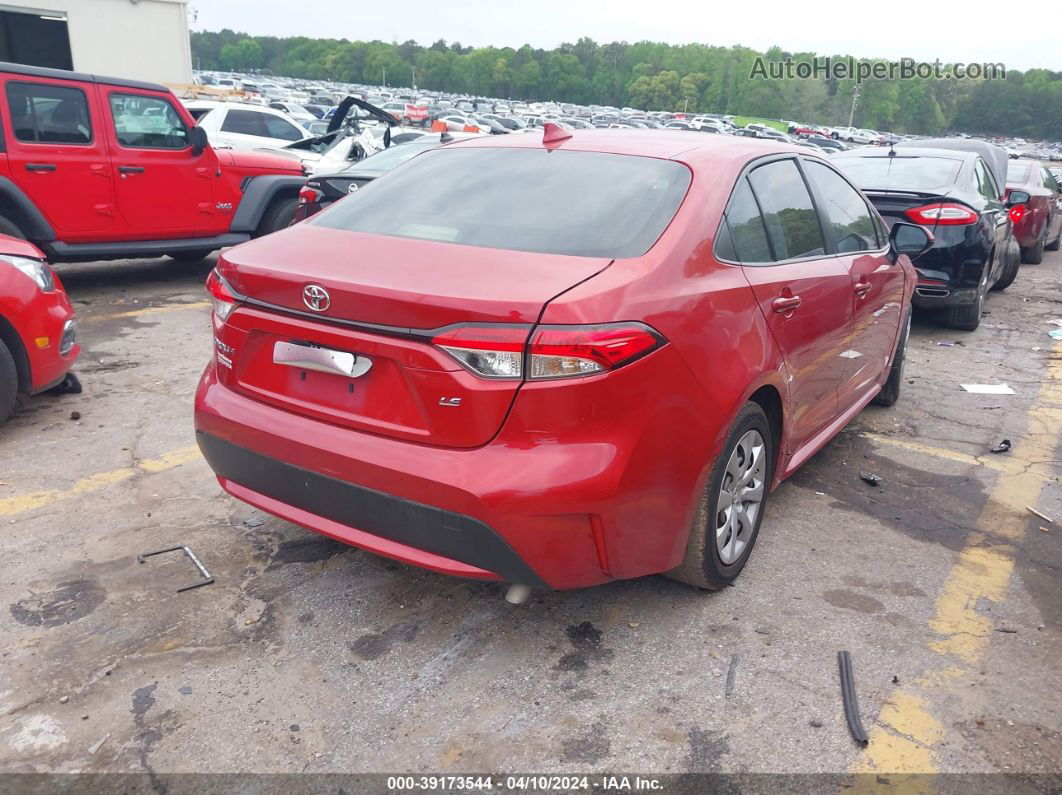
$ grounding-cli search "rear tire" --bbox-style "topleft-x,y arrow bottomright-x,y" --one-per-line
167,249 -> 214,263
873,310 -> 910,407
1021,230 -> 1045,264
947,269 -> 987,331
667,403 -> 773,590
992,240 -> 1021,291
255,196 -> 298,237
0,340 -> 17,426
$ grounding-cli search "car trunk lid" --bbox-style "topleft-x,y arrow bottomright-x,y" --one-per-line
214,224 -> 612,448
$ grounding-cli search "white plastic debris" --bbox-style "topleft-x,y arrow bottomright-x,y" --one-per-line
960,384 -> 1016,395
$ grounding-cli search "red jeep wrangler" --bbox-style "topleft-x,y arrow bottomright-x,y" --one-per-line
0,62 -> 306,262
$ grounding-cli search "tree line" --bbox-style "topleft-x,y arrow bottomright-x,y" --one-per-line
190,30 -> 1062,138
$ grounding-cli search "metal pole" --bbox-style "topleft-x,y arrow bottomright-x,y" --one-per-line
847,86 -> 859,128
382,66 -> 386,87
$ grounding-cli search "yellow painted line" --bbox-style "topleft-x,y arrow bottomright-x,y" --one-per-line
852,349 -> 1062,775
860,431 -> 1057,483
0,445 -> 201,516
87,301 -> 210,322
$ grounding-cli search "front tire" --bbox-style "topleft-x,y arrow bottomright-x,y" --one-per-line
667,403 -> 773,590
0,340 -> 17,426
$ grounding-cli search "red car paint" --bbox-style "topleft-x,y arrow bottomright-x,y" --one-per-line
0,62 -> 304,260
194,131 -> 915,590
0,235 -> 79,394
1005,161 -> 1062,251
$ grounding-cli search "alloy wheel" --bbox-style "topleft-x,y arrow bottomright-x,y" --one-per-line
715,429 -> 766,565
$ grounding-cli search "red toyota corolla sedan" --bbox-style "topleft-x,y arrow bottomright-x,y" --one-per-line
194,129 -> 929,595
1,235 -> 79,425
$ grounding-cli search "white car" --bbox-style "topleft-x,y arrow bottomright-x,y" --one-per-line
183,101 -> 311,152
268,102 -> 317,123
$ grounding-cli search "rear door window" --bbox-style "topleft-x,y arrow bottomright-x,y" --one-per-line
803,160 -> 880,252
720,178 -> 772,263
6,81 -> 92,144
747,159 -> 825,260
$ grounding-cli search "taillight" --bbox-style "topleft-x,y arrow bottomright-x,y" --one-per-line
432,326 -> 527,379
205,269 -> 237,326
904,203 -> 978,226
1009,204 -> 1026,224
432,323 -> 665,380
298,185 -> 323,205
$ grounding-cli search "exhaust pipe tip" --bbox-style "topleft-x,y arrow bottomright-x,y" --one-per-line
505,584 -> 532,605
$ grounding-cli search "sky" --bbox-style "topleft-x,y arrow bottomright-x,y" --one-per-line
188,0 -> 1061,72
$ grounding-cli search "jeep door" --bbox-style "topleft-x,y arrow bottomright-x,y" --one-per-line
103,89 -> 214,236
1,75 -> 115,237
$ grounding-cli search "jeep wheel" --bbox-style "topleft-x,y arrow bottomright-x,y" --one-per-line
256,197 -> 298,237
0,213 -> 26,240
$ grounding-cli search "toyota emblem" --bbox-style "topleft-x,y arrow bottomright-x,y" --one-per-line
303,284 -> 330,312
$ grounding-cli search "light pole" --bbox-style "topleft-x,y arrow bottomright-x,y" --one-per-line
382,66 -> 386,87
847,86 -> 860,128
412,66 -> 416,90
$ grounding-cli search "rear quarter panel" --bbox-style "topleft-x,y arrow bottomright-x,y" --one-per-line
538,151 -> 791,571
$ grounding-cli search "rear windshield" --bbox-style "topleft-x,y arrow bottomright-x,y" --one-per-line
834,155 -> 963,192
313,147 -> 691,258
1007,162 -> 1031,184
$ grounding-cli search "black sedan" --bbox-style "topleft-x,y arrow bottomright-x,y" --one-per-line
832,141 -> 1028,331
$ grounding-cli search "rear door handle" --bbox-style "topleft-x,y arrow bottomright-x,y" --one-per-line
772,295 -> 802,314
25,163 -> 56,172
118,165 -> 145,174
854,280 -> 872,297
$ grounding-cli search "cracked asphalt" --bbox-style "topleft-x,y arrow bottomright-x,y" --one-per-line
0,239 -> 1060,790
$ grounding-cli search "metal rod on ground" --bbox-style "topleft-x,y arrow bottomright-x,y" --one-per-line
838,651 -> 869,745
137,546 -> 214,592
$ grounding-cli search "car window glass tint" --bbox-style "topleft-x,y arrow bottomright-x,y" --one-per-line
974,160 -> 999,201
6,82 -> 91,144
836,155 -> 962,192
803,161 -> 878,253
722,178 -> 772,263
314,148 -> 691,258
1007,162 -> 1031,184
110,94 -> 189,149
261,114 -> 304,141
748,160 -> 825,260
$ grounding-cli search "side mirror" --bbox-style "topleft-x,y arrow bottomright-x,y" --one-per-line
1006,190 -> 1030,207
889,221 -> 934,261
189,125 -> 209,156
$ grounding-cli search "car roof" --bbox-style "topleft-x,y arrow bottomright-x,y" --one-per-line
443,128 -> 808,164
0,60 -> 168,93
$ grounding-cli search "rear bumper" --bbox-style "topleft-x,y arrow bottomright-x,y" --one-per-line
193,342 -> 716,589
197,430 -> 548,587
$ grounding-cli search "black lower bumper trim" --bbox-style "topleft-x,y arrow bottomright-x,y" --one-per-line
196,431 -> 548,587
